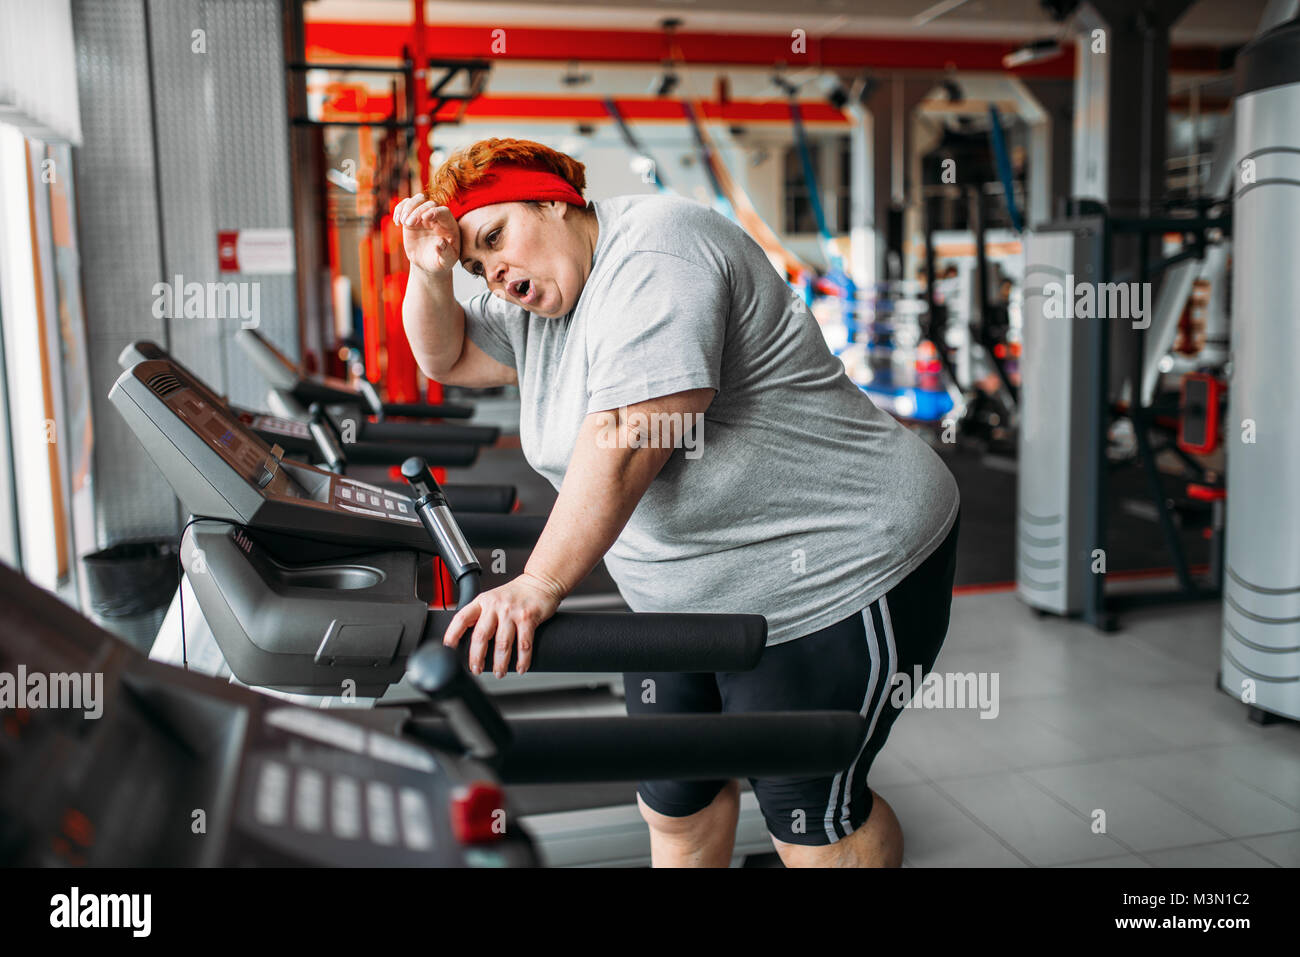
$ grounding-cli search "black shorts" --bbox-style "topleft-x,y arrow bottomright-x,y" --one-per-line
623,510 -> 960,846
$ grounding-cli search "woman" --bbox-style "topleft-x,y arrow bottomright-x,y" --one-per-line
396,138 -> 960,868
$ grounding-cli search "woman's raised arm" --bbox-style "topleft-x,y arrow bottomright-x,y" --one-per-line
395,193 -> 518,388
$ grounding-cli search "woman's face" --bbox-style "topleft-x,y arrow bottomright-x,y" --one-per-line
457,201 -> 591,318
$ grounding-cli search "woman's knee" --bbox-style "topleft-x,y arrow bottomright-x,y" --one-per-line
638,779 -> 740,836
771,789 -> 903,867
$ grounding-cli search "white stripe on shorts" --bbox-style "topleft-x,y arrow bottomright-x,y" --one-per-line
824,597 -> 897,841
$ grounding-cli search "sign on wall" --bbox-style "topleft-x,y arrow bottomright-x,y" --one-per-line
217,228 -> 294,273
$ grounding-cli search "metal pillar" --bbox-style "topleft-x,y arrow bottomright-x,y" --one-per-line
866,76 -> 932,284
846,100 -> 873,290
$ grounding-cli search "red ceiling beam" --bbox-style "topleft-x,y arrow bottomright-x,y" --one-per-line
321,92 -> 850,124
305,21 -> 1227,79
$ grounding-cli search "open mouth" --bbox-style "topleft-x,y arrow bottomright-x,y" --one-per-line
508,278 -> 534,303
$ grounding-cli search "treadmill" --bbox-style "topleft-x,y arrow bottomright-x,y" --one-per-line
112,353 -> 597,695
107,356 -> 829,865
116,348 -> 617,696
236,328 -> 485,450
0,561 -> 865,867
119,340 -> 516,514
0,560 -> 537,867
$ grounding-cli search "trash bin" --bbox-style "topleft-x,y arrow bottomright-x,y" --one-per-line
82,539 -> 180,652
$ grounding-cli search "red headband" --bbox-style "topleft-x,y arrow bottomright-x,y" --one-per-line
445,165 -> 586,219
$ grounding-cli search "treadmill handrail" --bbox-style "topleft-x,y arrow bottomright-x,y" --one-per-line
406,711 -> 869,784
425,609 -> 767,673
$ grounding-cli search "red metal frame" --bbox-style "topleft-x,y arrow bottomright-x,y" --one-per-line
359,232 -> 381,383
304,21 -> 1224,78
320,90 -> 850,125
380,195 -> 418,403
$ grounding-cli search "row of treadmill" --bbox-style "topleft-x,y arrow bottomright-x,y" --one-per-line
0,330 -> 867,868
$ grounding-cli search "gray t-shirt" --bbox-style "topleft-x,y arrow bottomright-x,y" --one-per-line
462,194 -> 959,644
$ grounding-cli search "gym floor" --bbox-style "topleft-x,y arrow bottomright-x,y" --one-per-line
444,392 -> 1300,867
883,593 -> 1300,867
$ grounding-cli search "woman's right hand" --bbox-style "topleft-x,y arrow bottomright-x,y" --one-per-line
392,193 -> 460,276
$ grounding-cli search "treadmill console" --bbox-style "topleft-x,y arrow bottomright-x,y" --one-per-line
238,327 -> 358,399
236,409 -> 312,443
0,562 -> 532,867
166,383 -> 310,497
110,359 -> 434,552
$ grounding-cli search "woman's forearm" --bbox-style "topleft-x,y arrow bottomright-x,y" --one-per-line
522,391 -> 712,598
522,443 -> 661,598
402,265 -> 467,379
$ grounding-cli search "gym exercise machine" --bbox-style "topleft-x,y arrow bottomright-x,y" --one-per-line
105,355 -> 865,864
0,561 -> 534,866
236,327 -> 490,452
1017,201 -> 1228,624
112,353 -> 618,699
1217,17 -> 1300,723
0,560 -> 865,867
118,340 -> 516,513
921,121 -> 1023,448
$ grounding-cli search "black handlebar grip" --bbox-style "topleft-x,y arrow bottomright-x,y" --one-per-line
453,513 -> 547,549
292,378 -> 361,407
441,484 -> 518,514
404,642 -> 512,760
362,420 -> 499,446
381,400 -> 475,420
344,440 -> 479,467
425,610 -> 767,673
400,456 -> 443,503
494,712 -> 867,783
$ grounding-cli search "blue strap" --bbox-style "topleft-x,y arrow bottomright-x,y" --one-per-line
602,98 -> 671,191
988,105 -> 1023,232
788,98 -> 832,241
681,100 -> 735,219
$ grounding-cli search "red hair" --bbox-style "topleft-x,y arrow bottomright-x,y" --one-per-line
426,138 -> 587,208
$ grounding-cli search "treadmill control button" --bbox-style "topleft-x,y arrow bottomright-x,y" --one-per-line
366,782 -> 398,846
294,769 -> 325,833
383,499 -> 395,510
340,486 -> 352,500
332,776 -> 362,840
254,761 -> 290,827
397,502 -> 408,514
399,788 -> 434,851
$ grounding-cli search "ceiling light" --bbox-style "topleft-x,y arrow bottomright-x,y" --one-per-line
1003,38 -> 1063,69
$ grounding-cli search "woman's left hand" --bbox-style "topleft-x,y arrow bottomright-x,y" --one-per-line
442,573 -> 565,677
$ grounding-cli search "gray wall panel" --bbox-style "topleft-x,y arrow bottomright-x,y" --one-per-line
73,0 -> 299,546
204,0 -> 297,409
146,0 -> 226,391
72,0 -> 177,544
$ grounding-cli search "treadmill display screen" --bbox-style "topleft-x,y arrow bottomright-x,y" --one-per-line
240,412 -> 311,440
165,388 -> 309,498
